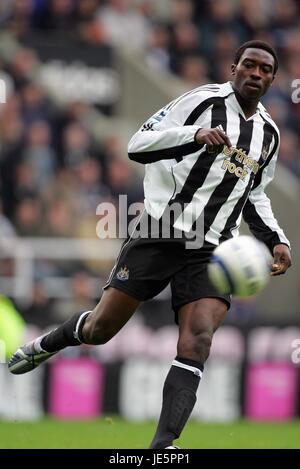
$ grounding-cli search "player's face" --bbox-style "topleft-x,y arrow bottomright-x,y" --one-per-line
231,48 -> 275,101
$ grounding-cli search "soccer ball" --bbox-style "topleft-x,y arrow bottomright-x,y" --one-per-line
208,236 -> 272,298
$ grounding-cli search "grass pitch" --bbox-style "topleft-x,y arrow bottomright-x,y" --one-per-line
0,417 -> 299,449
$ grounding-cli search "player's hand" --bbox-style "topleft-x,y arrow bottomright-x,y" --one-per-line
271,244 -> 292,276
195,127 -> 232,153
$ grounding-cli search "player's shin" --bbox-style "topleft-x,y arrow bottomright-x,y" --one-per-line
149,356 -> 203,449
40,311 -> 91,352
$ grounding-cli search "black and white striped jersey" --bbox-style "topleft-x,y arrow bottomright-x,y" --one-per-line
128,81 -> 290,251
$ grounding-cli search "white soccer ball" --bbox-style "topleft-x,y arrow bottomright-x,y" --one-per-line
208,236 -> 272,298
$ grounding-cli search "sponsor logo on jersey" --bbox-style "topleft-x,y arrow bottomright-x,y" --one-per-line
141,108 -> 169,131
221,145 -> 261,181
152,109 -> 167,123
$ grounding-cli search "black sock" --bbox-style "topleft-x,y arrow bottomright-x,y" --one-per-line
40,311 -> 91,352
149,355 -> 203,449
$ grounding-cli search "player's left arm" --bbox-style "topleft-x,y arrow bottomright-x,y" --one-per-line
271,243 -> 292,276
242,137 -> 292,276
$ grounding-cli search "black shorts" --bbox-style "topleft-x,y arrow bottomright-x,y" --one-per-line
103,214 -> 231,320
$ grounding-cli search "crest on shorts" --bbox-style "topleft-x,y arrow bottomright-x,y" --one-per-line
116,265 -> 129,281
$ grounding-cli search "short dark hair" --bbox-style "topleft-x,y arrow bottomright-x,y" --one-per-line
234,40 -> 278,75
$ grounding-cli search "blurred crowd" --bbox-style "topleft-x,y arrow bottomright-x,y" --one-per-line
0,1 -> 299,230
0,0 -> 299,327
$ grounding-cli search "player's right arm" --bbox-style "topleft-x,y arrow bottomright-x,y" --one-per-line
128,91 -> 231,164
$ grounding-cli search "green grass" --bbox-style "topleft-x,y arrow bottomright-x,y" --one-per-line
0,417 -> 300,449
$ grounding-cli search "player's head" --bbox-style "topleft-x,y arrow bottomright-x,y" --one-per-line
231,40 -> 278,101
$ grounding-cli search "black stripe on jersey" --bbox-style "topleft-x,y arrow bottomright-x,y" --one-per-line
242,199 -> 282,252
252,117 -> 279,190
220,119 -> 275,241
128,140 -> 203,164
197,115 -> 254,234
168,97 -> 228,209
184,92 -> 231,126
240,119 -> 281,252
219,176 -> 254,243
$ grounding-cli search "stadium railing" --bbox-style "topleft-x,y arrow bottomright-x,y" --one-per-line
0,237 -> 121,302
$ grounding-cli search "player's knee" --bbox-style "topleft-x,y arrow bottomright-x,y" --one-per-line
178,330 -> 213,363
194,330 -> 213,362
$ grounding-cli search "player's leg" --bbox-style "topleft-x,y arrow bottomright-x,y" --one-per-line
8,288 -> 139,374
8,215 -> 151,375
9,218 -> 181,375
41,287 -> 139,350
149,297 -> 228,449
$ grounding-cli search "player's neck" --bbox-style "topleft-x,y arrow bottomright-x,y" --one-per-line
233,89 -> 259,119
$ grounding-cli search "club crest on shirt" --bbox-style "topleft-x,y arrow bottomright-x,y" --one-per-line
261,145 -> 269,161
116,266 -> 129,281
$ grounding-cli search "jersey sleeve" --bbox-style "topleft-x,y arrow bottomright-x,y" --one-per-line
127,91 -> 206,164
242,136 -> 290,252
